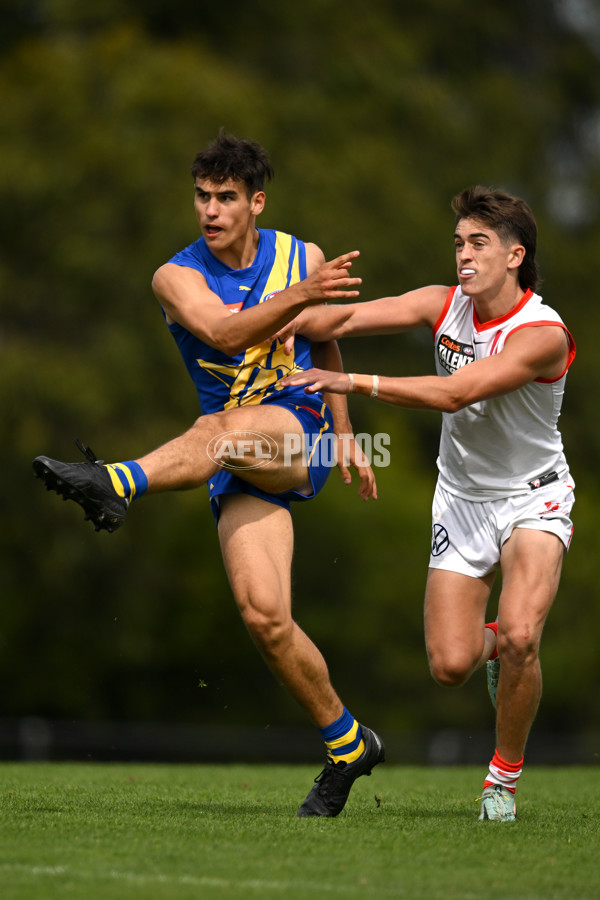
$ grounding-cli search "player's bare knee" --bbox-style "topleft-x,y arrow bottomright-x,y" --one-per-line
240,602 -> 292,656
428,650 -> 472,688
191,411 -> 222,439
497,628 -> 540,668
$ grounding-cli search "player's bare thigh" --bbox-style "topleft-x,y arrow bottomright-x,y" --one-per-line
424,567 -> 495,686
497,527 -> 565,651
210,403 -> 312,495
218,493 -> 294,626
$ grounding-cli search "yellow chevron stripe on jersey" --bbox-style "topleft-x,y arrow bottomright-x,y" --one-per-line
194,232 -> 304,409
259,232 -> 294,303
171,228 -> 312,414
227,342 -> 294,408
197,349 -> 303,409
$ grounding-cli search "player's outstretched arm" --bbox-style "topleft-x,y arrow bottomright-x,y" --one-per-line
152,250 -> 361,356
282,325 -> 572,411
273,284 -> 449,353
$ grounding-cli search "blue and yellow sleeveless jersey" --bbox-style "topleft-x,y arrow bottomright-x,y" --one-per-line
165,228 -> 321,414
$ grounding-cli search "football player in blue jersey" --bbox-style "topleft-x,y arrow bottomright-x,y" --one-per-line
33,130 -> 385,817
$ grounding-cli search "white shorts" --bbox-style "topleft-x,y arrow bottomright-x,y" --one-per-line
429,476 -> 575,578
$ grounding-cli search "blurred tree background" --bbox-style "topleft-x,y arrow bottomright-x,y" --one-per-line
2,0 -> 599,758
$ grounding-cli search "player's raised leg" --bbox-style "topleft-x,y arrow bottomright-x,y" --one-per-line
32,403 -> 314,531
32,440 -> 136,532
136,403 -> 315,496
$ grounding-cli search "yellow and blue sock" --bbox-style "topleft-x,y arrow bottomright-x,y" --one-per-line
104,461 -> 148,501
320,707 -> 364,766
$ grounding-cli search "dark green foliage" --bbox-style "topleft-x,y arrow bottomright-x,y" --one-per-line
2,1 -> 600,738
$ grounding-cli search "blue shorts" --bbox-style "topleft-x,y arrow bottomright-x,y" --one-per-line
208,396 -> 334,522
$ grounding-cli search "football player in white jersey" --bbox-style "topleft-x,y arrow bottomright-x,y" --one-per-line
282,186 -> 576,821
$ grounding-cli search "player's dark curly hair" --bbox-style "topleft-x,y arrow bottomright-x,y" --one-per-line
452,186 -> 540,292
191,128 -> 274,199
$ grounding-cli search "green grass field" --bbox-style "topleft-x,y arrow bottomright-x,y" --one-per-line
1,763 -> 599,899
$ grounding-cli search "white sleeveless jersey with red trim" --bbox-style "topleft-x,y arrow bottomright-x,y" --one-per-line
432,286 -> 576,500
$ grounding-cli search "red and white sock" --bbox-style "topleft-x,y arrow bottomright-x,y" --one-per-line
485,621 -> 498,660
484,749 -> 523,794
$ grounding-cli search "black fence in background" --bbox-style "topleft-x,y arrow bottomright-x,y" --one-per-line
1,718 -> 598,766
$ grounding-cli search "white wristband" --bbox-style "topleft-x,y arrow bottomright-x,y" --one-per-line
348,373 -> 354,393
370,374 -> 379,398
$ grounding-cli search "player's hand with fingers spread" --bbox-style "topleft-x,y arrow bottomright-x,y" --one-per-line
298,251 -> 361,305
281,367 -> 350,395
336,433 -> 378,501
